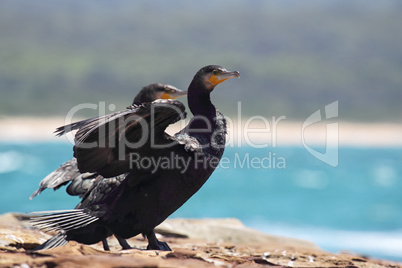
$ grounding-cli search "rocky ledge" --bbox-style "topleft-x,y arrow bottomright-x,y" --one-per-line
0,213 -> 400,268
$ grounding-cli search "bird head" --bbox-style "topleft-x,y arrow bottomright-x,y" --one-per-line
133,83 -> 187,105
196,65 -> 240,92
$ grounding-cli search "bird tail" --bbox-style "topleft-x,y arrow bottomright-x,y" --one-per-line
30,209 -> 98,232
30,209 -> 99,250
33,232 -> 68,250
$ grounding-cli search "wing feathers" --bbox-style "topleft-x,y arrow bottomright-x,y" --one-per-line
30,159 -> 81,200
72,100 -> 186,177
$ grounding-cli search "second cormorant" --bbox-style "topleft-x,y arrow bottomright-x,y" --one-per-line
30,83 -> 187,200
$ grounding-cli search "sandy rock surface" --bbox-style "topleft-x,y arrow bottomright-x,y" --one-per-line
0,213 -> 400,268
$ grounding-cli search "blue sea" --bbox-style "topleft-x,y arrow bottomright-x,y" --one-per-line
0,142 -> 401,261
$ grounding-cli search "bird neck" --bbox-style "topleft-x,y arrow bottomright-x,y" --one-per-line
189,92 -> 215,116
187,83 -> 217,131
132,92 -> 151,105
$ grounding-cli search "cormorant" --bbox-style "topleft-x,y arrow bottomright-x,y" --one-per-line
31,65 -> 240,251
30,83 -> 186,251
30,83 -> 187,200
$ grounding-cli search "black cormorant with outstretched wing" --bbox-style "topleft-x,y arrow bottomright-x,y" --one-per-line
31,65 -> 240,251
30,84 -> 186,250
30,83 -> 186,200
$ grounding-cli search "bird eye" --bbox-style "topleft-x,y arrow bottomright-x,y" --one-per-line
165,88 -> 173,93
212,69 -> 219,75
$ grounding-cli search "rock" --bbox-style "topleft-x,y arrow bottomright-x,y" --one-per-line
156,218 -> 318,248
0,213 -> 400,268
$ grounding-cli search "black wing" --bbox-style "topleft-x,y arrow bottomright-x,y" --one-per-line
71,99 -> 187,177
65,172 -> 99,197
54,104 -> 140,137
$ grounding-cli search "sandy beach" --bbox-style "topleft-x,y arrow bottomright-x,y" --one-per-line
0,116 -> 401,147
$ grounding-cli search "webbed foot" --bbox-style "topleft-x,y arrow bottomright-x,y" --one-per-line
146,230 -> 172,251
146,240 -> 171,251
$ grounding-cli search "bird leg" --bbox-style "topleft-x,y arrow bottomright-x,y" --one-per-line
102,238 -> 110,251
146,230 -> 171,251
116,236 -> 132,249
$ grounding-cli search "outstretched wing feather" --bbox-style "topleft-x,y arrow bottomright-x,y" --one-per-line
54,105 -> 141,137
30,158 -> 81,199
72,100 -> 187,177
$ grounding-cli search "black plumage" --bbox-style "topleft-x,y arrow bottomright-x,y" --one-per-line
30,83 -> 185,250
30,83 -> 186,200
31,65 -> 240,251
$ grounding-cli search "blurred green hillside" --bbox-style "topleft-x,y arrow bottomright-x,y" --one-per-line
0,0 -> 401,121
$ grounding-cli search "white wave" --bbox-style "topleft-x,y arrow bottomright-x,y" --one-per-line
0,151 -> 44,175
0,151 -> 23,174
292,169 -> 329,189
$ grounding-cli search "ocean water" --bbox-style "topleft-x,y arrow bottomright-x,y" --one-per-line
0,142 -> 401,261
